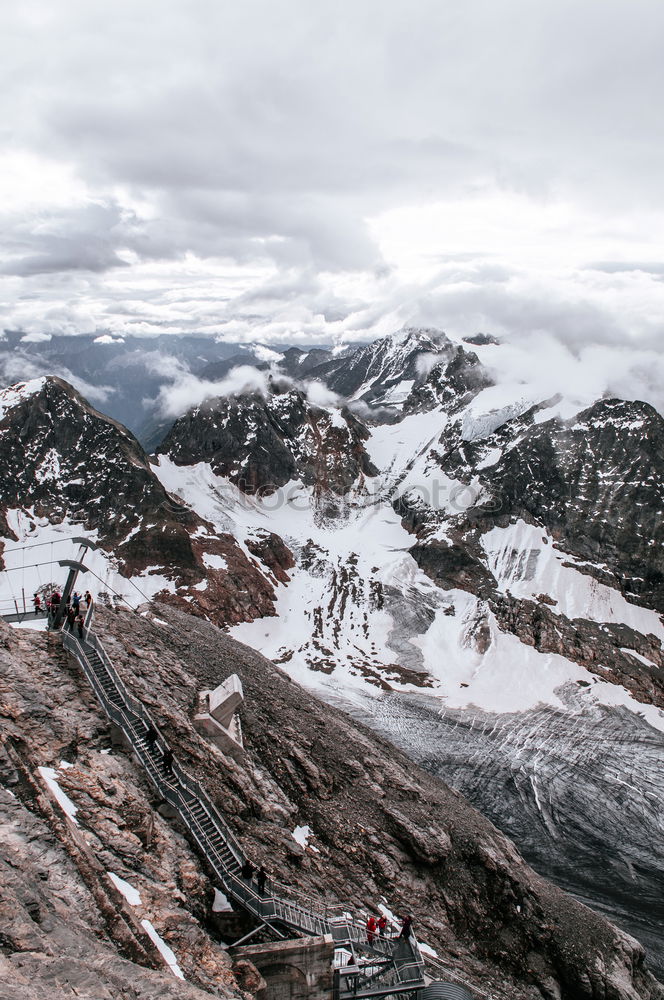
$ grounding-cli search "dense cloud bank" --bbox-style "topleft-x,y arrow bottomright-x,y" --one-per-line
1,0 -> 664,358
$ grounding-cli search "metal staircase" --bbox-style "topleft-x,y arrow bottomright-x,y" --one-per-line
62,611 -> 427,999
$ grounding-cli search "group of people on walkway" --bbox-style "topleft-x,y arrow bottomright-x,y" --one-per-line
34,588 -> 93,633
366,913 -> 413,944
241,859 -> 269,895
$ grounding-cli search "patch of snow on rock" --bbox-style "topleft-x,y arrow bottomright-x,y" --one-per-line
108,872 -> 142,907
34,448 -> 61,483
140,920 -> 185,979
37,766 -> 79,825
292,824 -> 320,852
460,388 -> 531,442
212,888 -> 233,912
202,553 -> 228,571
0,378 -> 47,421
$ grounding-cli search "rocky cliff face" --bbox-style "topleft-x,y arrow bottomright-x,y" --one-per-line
395,394 -> 664,705
0,616 -> 246,999
2,606 -> 662,1000
158,383 -> 377,494
484,399 -> 664,612
409,395 -> 664,613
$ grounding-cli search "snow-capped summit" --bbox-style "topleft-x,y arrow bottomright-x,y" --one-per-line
291,327 -> 473,409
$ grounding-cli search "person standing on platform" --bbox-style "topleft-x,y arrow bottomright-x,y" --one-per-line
398,915 -> 413,940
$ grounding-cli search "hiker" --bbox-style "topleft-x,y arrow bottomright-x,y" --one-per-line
33,593 -> 42,614
144,725 -> 158,747
67,606 -> 77,630
241,859 -> 255,882
377,915 -> 388,937
50,591 -> 61,608
72,591 -> 80,612
75,612 -> 85,638
162,747 -> 174,776
366,915 -> 377,944
84,590 -> 93,609
256,866 -> 267,894
398,915 -> 413,940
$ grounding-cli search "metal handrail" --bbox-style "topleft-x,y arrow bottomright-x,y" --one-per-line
63,612 -> 429,995
63,618 -> 337,926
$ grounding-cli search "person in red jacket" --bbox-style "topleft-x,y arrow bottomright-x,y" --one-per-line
377,914 -> 388,937
366,914 -> 377,944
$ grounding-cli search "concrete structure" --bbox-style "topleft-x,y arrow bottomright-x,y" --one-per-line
193,674 -> 245,759
232,934 -> 335,1000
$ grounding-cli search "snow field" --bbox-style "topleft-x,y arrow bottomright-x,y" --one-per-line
150,454 -> 638,712
154,457 -> 664,732
482,519 -> 664,642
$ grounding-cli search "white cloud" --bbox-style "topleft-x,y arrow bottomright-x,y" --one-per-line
1,0 -> 663,374
155,364 -> 270,418
0,353 -> 115,405
20,332 -> 52,343
252,345 -> 283,363
305,380 -> 340,408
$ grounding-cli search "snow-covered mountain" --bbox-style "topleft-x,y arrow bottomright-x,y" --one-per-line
296,327 -> 488,411
2,327 -> 664,973
0,377 -> 288,624
151,328 -> 664,971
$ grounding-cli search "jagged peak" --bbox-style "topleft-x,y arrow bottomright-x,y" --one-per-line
386,325 -> 451,348
0,376 -> 49,418
567,396 -> 663,435
0,375 -> 100,427
355,327 -> 452,362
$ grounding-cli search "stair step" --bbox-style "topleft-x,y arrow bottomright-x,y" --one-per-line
79,629 -> 353,943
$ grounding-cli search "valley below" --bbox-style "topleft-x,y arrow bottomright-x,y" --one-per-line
325,683 -> 664,978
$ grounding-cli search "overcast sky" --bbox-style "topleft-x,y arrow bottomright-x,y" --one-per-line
2,0 -> 664,356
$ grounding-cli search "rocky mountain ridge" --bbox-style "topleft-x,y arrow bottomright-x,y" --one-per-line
158,382 -> 377,495
1,606 -> 662,1000
2,326 -> 664,985
0,377 -> 289,625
